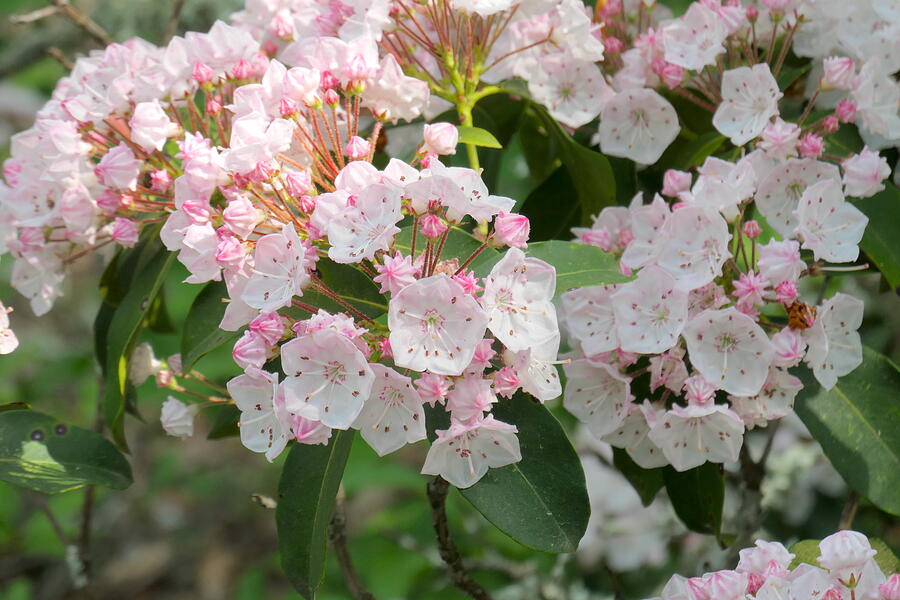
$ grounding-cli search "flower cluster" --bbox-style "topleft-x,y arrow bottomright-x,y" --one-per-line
649,530 -> 898,600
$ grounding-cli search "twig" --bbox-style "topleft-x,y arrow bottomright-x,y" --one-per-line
426,477 -> 493,600
838,491 -> 860,530
328,492 -> 376,600
47,46 -> 74,70
49,0 -> 114,46
9,5 -> 59,24
162,0 -> 186,43
36,498 -> 71,545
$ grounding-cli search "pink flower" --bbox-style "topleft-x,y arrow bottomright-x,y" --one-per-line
150,169 -> 172,193
232,330 -> 268,371
663,169 -> 692,196
494,211 -> 530,248
285,170 -> 312,197
343,136 -> 370,159
774,281 -> 799,306
798,133 -> 825,159
206,96 -> 222,115
842,147 -> 891,198
683,375 -> 717,405
416,372 -> 451,406
230,58 -> 254,80
770,326 -> 806,367
422,123 -> 459,155
822,115 -> 840,132
111,217 -> 139,248
758,118 -> 799,160
453,270 -> 482,296
129,100 -> 179,152
733,271 -> 769,309
191,61 -> 215,84
817,530 -> 876,582
879,574 -> 900,600
604,36 -> 624,54
742,220 -> 762,239
279,96 -> 300,118
373,251 -> 417,295
471,338 -> 496,369
446,375 -> 496,421
758,240 -> 804,286
95,144 -> 141,191
835,100 -> 857,123
821,57 -> 855,90
223,195 -> 261,239
419,214 -> 447,239
249,312 -> 284,346
493,366 -> 520,398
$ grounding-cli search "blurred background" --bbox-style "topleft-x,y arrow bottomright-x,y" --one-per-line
0,1 -> 898,599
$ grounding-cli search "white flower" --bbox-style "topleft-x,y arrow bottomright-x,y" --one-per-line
599,88 -> 680,164
510,333 -> 562,402
756,158 -> 841,239
160,397 -> 196,438
603,402 -> 668,469
389,274 -> 489,376
655,207 -> 731,292
0,301 -> 17,355
647,401 -> 745,471
794,179 -> 868,263
243,222 -> 312,312
713,64 -> 782,146
281,329 -> 375,429
621,194 -> 670,270
662,2 -> 727,71
529,56 -> 613,128
817,530 -> 877,582
612,265 -> 688,354
560,286 -> 619,355
842,147 -> 892,198
481,248 -> 558,352
804,293 -> 864,390
421,415 -> 521,488
129,100 -> 179,152
852,58 -> 900,141
352,364 -> 426,456
683,308 -> 775,396
227,368 -> 291,461
729,367 -> 802,429
563,359 -> 631,438
326,183 -> 403,263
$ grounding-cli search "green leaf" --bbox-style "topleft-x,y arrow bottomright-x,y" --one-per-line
777,64 -> 812,91
612,448 -> 665,506
455,395 -> 590,553
794,346 -> 900,516
663,462 -> 724,535
457,125 -> 502,149
205,404 -> 240,440
0,410 -> 132,494
533,106 -> 616,225
788,539 -> 820,569
181,280 -> 240,372
854,183 -> 900,289
277,431 -> 355,599
679,132 -> 727,170
394,225 -> 499,272
103,234 -> 176,451
871,538 -> 900,575
519,167 -> 580,242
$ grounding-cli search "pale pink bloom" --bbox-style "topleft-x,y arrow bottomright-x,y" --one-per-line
663,169 -> 692,197
470,339 -> 496,370
421,414 -> 521,488
563,359 -> 631,437
0,302 -> 19,355
215,234 -> 246,273
684,374 -> 717,405
729,367 -> 802,428
11,251 -> 65,316
599,88 -> 680,164
415,372 -> 451,406
655,207 -> 731,292
758,118 -> 800,160
649,347 -> 689,394
419,214 -> 448,239
327,183 -> 402,263
774,281 -> 799,306
232,330 -> 268,371
290,414 -> 332,446
794,179 -> 868,263
111,217 -> 139,248
248,312 -> 284,346
422,123 -> 458,155
561,285 -> 619,355
704,571 -> 748,600
510,334 -> 562,401
493,366 -> 520,399
823,115 -> 841,131
150,169 -> 172,193
298,311 -> 368,351
817,530 -> 876,582
179,223 -> 221,284
822,57 -> 856,90
851,58 -> 900,140
756,158 -> 841,238
223,195 -> 261,239
770,326 -> 807,367
352,364 -> 426,456
129,100 -> 179,152
481,248 -> 558,352
684,308 -> 775,396
185,20 -> 259,74
243,223 -> 312,311
659,62 -> 685,89
284,170 -> 313,197
689,156 -> 757,218
713,64 -> 782,146
798,133 -> 825,159
343,136 -> 370,159
362,54 -> 429,122
281,328 -> 374,429
662,2 -> 727,70
373,251 -> 418,295
621,194 -> 670,270
453,270 -> 482,296
96,144 -> 141,190
529,56 -> 612,128
836,99 -> 857,123
880,574 -> 900,600
227,369 -> 291,461
447,375 -> 496,422
612,265 -> 688,354
733,271 -> 769,310
804,293 -> 864,390
494,211 -> 530,249
602,401 -> 668,469
160,397 -> 196,438
649,399 -> 744,471
736,540 -> 795,575
388,274 -> 488,376
427,162 -> 514,222
842,147 -> 891,198
757,239 -> 804,286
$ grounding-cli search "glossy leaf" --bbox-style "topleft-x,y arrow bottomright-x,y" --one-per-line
663,462 -> 724,535
205,404 -> 240,440
181,280 -> 240,372
0,410 -> 132,494
453,395 -> 591,553
794,346 -> 900,515
612,448 -> 665,507
519,167 -> 580,242
679,132 -> 727,170
855,183 -> 900,289
457,125 -> 502,149
277,432 -> 355,599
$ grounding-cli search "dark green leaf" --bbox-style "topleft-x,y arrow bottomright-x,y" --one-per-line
206,404 -> 240,440
181,280 -> 240,372
457,125 -> 502,149
0,410 -> 132,494
679,132 -> 727,170
145,291 -> 175,334
794,346 -> 900,516
825,123 -> 864,156
777,64 -> 812,92
277,431 -> 355,599
612,448 -> 665,506
854,183 -> 900,289
519,167 -> 580,242
518,109 -> 560,186
455,395 -> 590,553
663,462 -> 724,535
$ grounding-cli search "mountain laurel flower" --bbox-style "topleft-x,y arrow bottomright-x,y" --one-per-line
662,169 -> 692,197
774,280 -> 799,306
880,574 -> 900,600
129,100 -> 180,152
816,530 -> 876,582
422,123 -> 458,155
419,214 -> 448,239
493,211 -> 530,248
0,303 -> 18,355
149,169 -> 172,193
191,61 -> 215,84
223,195 -> 262,239
835,99 -> 857,123
343,136 -> 371,159
798,133 -> 825,159
732,271 -> 769,309
111,217 -> 139,248
821,56 -> 856,90
842,147 -> 891,198
493,366 -> 520,398
352,364 -> 426,456
822,114 -> 840,132
373,251 -> 418,295
415,372 -> 451,407
248,312 -> 284,346
770,326 -> 807,367
160,397 -> 196,438
742,220 -> 762,239
95,144 -> 141,191
758,118 -> 800,160
232,330 -> 268,371
713,64 -> 782,145
794,179 -> 868,263
421,415 -> 521,489
284,170 -> 312,197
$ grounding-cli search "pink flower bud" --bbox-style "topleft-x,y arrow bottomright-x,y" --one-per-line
223,195 -> 261,238
880,574 -> 900,600
604,36 -> 624,54
471,339 -> 496,368
232,330 -> 268,370
660,63 -> 685,89
324,88 -> 340,107
835,99 -> 857,123
97,189 -> 122,215
262,39 -> 279,56
150,169 -> 172,193
420,152 -> 438,169
759,118 -> 799,159
191,61 -> 214,84
420,214 -> 448,239
279,96 -> 300,118
271,14 -> 293,39
821,56 -> 855,90
600,0 -> 622,18
206,96 -> 222,115
299,194 -> 316,213
346,54 -> 374,83
181,198 -> 211,224
494,211 -> 530,248
684,375 -> 717,406
798,133 -> 825,159
746,573 -> 765,595
231,58 -> 254,80
3,160 -> 21,186
155,369 -> 174,388
111,217 -> 139,248
746,4 -> 759,20
320,70 -> 339,90
284,170 -> 312,197
822,115 -> 840,132
422,123 -> 459,156
215,234 -> 245,268
249,312 -> 284,345
493,366 -> 520,398
343,136 -> 370,159
742,220 -> 762,239
774,280 -> 799,306
416,372 -> 450,407
250,161 -> 276,183
376,337 -> 393,359
761,0 -> 790,11
453,270 -> 482,296
822,589 -> 842,600
663,169 -> 692,196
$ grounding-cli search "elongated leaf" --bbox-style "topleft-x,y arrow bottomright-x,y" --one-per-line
454,395 -> 590,553
277,432 -> 355,599
663,463 -> 724,535
519,167 -> 580,242
871,538 -> 900,574
205,404 -> 240,440
457,125 -> 502,149
855,184 -> 900,289
794,346 -> 900,516
103,236 -> 175,450
0,410 -> 132,494
181,280 -> 240,372
777,64 -> 812,91
612,448 -> 665,506
679,132 -> 727,170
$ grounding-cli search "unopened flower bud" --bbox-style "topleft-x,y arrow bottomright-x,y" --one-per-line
324,88 -> 340,107
279,96 -> 299,118
191,61 -> 214,84
821,57 -> 855,90
231,58 -> 254,80
160,397 -> 195,438
493,366 -> 520,398
206,96 -> 222,115
742,220 -> 762,239
835,99 -> 856,123
111,217 -> 139,248
774,280 -> 799,306
879,574 -> 900,600
822,114 -> 840,132
422,123 -> 459,156
150,169 -> 172,193
494,211 -> 530,248
320,71 -> 339,90
343,136 -> 370,159
663,169 -> 692,196
420,214 -> 448,239
746,4 -> 759,20
798,133 -> 824,159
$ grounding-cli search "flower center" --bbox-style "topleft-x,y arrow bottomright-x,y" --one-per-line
322,360 -> 347,383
